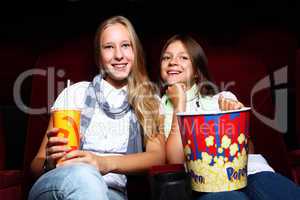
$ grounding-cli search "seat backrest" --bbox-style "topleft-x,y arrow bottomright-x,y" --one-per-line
0,111 -> 5,169
239,30 -> 298,150
238,29 -> 297,74
0,43 -> 38,170
296,50 -> 300,146
205,46 -> 292,177
0,42 -> 38,106
23,35 -> 95,195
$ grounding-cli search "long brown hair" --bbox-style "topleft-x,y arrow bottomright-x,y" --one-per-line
160,34 -> 216,96
94,16 -> 160,138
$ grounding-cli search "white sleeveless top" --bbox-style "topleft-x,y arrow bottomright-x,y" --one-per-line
52,80 -> 131,191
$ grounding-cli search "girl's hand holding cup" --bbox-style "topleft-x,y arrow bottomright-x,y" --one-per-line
45,128 -> 70,169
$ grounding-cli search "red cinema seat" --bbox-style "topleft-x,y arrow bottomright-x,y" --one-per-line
0,112 -> 23,200
205,47 -> 292,178
23,35 -> 95,198
288,49 -> 300,185
0,42 -> 38,200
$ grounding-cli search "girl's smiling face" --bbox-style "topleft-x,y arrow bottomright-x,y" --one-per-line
100,23 -> 134,88
160,40 -> 195,89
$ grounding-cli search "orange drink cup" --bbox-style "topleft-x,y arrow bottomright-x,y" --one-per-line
177,107 -> 251,192
52,109 -> 81,159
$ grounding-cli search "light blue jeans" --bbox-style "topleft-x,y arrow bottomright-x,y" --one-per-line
28,163 -> 126,200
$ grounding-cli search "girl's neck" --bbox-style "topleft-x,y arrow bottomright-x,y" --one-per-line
186,83 -> 199,101
184,80 -> 196,90
104,76 -> 128,89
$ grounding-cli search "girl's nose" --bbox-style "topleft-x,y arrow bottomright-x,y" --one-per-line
169,56 -> 179,65
114,47 -> 124,61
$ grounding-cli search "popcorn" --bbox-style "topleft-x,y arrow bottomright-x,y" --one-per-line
218,147 -> 223,154
202,152 -> 212,164
238,133 -> 245,144
205,136 -> 214,147
221,135 -> 231,149
187,153 -> 247,192
216,156 -> 224,167
241,147 -> 247,156
230,143 -> 238,156
233,157 -> 239,166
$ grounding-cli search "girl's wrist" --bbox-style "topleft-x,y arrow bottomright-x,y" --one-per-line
98,156 -> 117,174
174,106 -> 185,113
43,158 -> 55,173
174,100 -> 186,112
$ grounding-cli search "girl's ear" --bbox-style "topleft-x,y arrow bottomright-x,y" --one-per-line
194,74 -> 199,83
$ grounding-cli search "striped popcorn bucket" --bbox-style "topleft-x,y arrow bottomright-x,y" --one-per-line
177,107 -> 251,192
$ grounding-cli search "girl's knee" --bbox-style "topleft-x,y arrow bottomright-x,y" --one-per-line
29,163 -> 109,200
61,163 -> 105,185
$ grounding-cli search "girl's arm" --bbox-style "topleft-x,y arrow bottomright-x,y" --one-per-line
99,132 -> 165,174
165,83 -> 186,164
30,116 -> 69,178
30,132 -> 48,178
166,111 -> 185,164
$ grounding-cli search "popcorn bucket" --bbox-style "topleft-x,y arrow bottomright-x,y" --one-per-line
177,107 -> 251,192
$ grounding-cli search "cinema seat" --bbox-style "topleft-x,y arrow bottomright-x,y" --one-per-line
0,112 -> 23,200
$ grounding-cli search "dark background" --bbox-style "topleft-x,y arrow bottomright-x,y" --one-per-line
0,0 -> 298,169
0,1 -> 296,48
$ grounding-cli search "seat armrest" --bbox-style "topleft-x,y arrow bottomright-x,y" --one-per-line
288,150 -> 300,184
149,164 -> 185,176
0,170 -> 23,189
148,164 -> 191,200
289,149 -> 300,166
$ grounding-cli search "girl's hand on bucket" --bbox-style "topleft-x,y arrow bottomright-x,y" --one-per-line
166,83 -> 186,112
218,95 -> 244,111
57,150 -> 110,175
46,128 -> 70,167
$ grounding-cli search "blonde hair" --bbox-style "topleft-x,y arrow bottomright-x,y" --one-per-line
94,16 -> 160,139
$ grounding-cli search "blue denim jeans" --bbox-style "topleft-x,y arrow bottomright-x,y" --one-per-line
194,190 -> 249,200
246,171 -> 300,200
194,172 -> 300,200
28,163 -> 126,200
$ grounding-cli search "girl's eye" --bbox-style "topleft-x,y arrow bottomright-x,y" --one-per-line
180,56 -> 189,60
103,45 -> 113,49
122,43 -> 131,48
162,56 -> 171,61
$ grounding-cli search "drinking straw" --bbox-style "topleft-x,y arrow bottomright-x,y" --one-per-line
65,79 -> 71,109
